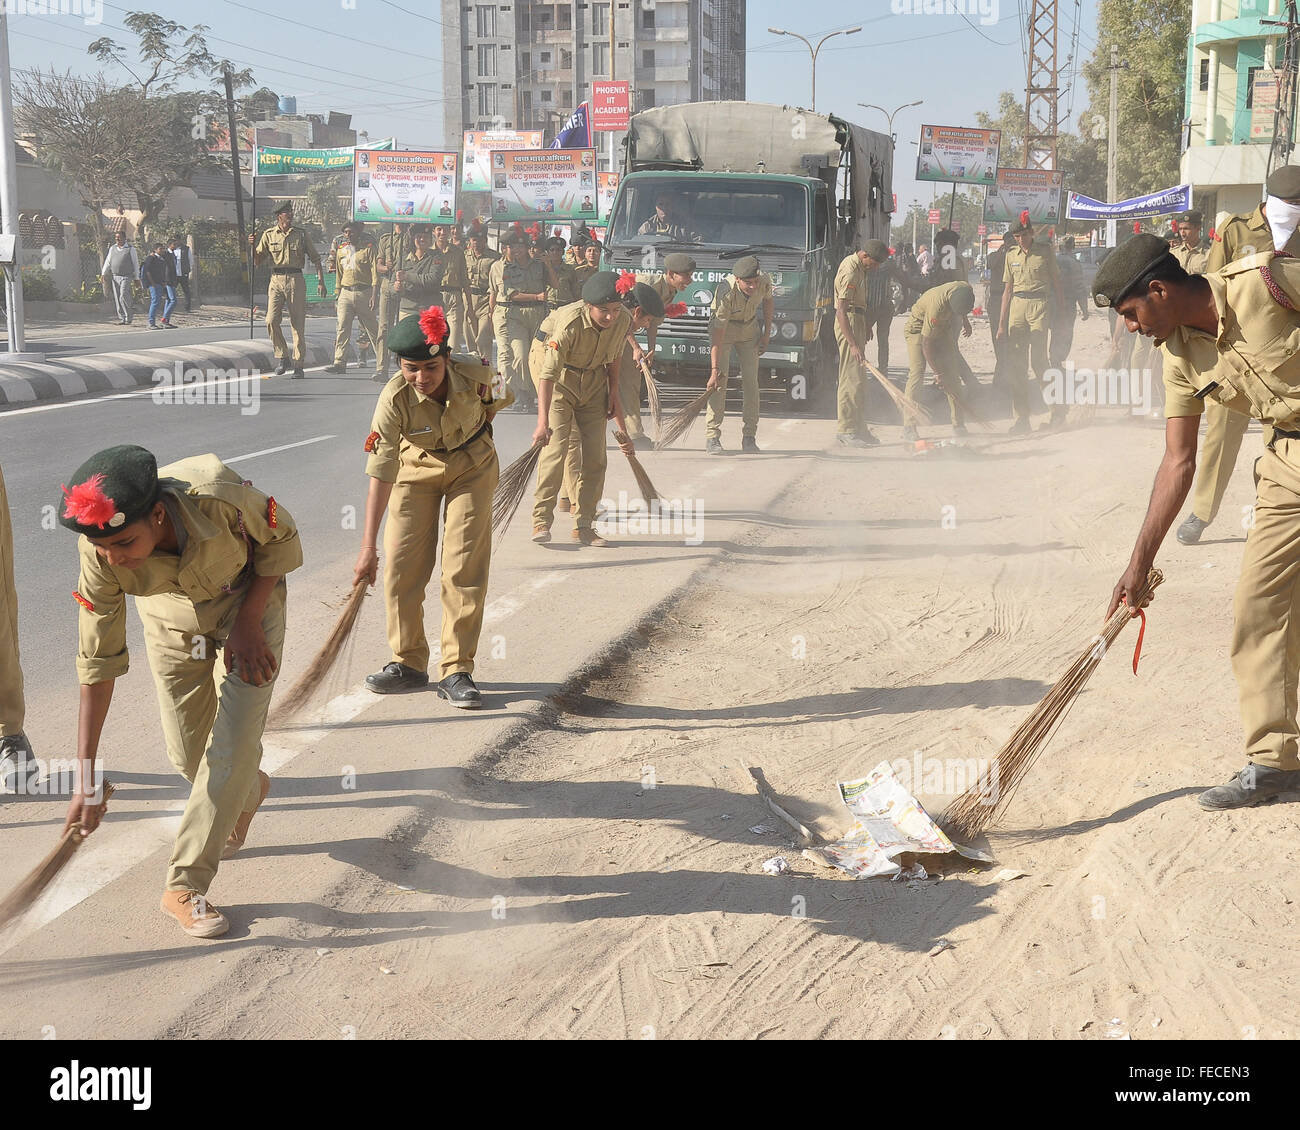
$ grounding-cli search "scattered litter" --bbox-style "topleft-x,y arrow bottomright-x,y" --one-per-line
1152,1018 -> 1162,1028
995,868 -> 1028,882
804,762 -> 993,879
1202,562 -> 1215,569
1105,1018 -> 1129,1040
1079,1020 -> 1093,1032
396,884 -> 413,891
316,948 -> 332,957
748,824 -> 772,835
379,965 -> 394,975
761,856 -> 790,875
720,813 -> 732,820
892,862 -> 930,882
927,939 -> 951,957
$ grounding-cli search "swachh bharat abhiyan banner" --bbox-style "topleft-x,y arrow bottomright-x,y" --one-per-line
490,148 -> 598,221
352,149 -> 460,223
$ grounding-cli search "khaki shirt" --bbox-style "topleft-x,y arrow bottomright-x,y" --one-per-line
905,281 -> 968,341
633,272 -> 681,332
465,246 -> 499,295
489,257 -> 548,307
1056,253 -> 1086,306
335,239 -> 377,288
255,224 -> 320,270
1208,204 -> 1300,272
1172,241 -> 1210,276
1003,240 -> 1059,298
833,253 -> 869,311
376,229 -> 408,287
547,260 -> 582,309
1161,252 -> 1300,426
711,272 -> 773,343
535,300 -> 632,399
364,357 -> 505,482
439,244 -> 468,291
573,263 -> 598,288
72,455 -> 303,685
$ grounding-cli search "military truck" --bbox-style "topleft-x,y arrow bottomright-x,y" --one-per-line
604,101 -> 894,409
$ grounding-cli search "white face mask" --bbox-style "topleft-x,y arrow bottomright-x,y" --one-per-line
1264,195 -> 1300,251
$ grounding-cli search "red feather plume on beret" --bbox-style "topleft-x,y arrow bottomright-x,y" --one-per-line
420,305 -> 449,347
456,209 -> 463,221
61,473 -> 117,529
1133,221 -> 1142,234
1019,210 -> 1030,227
615,271 -> 637,295
664,301 -> 687,318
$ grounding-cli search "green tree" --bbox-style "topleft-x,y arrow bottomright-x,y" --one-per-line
975,91 -> 1028,170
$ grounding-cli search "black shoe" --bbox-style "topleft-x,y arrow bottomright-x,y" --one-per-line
836,433 -> 873,449
900,425 -> 918,442
291,367 -> 306,380
1198,765 -> 1300,810
372,371 -> 389,383
323,363 -> 348,374
741,436 -> 761,454
632,434 -> 654,451
705,437 -> 723,455
953,423 -> 969,437
437,672 -> 482,709
1008,417 -> 1031,435
860,428 -> 881,446
365,662 -> 429,694
1177,513 -> 1209,545
275,361 -> 287,376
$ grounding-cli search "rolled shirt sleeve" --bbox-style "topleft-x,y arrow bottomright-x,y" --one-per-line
234,489 -> 303,577
1159,347 -> 1207,419
74,539 -> 129,685
364,385 -> 405,482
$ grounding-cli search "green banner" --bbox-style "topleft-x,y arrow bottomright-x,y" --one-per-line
256,138 -> 394,176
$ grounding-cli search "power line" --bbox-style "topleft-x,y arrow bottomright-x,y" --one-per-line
216,0 -> 440,63
956,10 -> 1018,47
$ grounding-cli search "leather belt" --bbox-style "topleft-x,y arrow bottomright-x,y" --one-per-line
441,419 -> 492,454
1013,290 -> 1045,298
271,268 -> 303,274
340,284 -> 371,290
470,286 -> 488,295
1273,428 -> 1300,440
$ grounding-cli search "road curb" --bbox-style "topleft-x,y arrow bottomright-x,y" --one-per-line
0,337 -> 335,407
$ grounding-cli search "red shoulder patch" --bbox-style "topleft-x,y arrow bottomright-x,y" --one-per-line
267,497 -> 278,529
364,431 -> 381,453
73,591 -> 94,613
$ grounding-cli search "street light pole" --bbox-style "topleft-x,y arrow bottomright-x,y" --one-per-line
0,8 -> 42,360
857,100 -> 924,146
768,25 -> 862,112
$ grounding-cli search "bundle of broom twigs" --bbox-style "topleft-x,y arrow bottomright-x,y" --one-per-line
656,388 -> 713,450
273,579 -> 369,722
860,359 -> 934,427
612,428 -> 660,501
638,359 -> 663,439
492,438 -> 545,537
0,781 -> 116,931
941,568 -> 1164,843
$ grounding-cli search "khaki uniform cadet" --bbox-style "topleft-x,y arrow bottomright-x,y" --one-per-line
903,281 -> 977,440
530,273 -> 661,546
573,240 -> 601,288
397,225 -> 452,318
463,224 -> 499,360
434,226 -> 469,348
706,255 -> 774,455
0,461 -> 34,779
251,202 -> 324,379
1043,237 -> 1090,428
356,308 -> 510,707
544,237 -> 582,312
373,225 -> 408,381
985,241 -> 1009,384
832,240 -> 889,448
1177,186 -> 1300,544
325,224 -> 382,373
619,252 -> 696,446
999,214 -> 1063,433
1099,234 -> 1300,810
490,230 -> 549,412
59,445 -> 302,938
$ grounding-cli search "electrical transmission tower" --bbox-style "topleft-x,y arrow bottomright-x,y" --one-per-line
1023,0 -> 1060,169
1265,0 -> 1300,175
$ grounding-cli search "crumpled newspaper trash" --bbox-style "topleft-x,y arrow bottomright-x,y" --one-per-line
761,856 -> 789,875
803,761 -> 993,879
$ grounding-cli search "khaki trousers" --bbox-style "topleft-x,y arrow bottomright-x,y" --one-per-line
706,335 -> 761,440
533,369 -> 609,530
1193,402 -> 1254,525
1006,296 -> 1049,423
0,464 -> 23,736
266,273 -> 307,366
904,332 -> 963,427
618,340 -> 646,440
835,309 -> 869,436
375,281 -> 398,376
1233,438 -> 1300,770
384,435 -> 498,678
494,305 -> 544,407
466,295 -> 493,361
443,292 -> 465,352
529,342 -> 583,504
334,287 -> 381,366
138,580 -> 286,895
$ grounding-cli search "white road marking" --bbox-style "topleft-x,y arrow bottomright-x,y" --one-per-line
226,435 -> 337,463
0,372 -> 268,420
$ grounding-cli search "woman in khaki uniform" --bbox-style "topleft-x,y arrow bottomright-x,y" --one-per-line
59,444 -> 302,939
355,307 -> 511,707
619,251 -> 695,448
706,255 -> 774,454
462,222 -> 500,360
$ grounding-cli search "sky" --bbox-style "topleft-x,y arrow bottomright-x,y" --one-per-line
8,0 -> 1102,211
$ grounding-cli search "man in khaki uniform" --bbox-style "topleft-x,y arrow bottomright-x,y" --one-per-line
434,224 -> 468,349
490,229 -> 549,413
530,272 -> 661,546
1101,234 -> 1300,809
997,212 -> 1063,433
619,252 -> 696,448
902,281 -> 976,441
373,224 -> 408,382
832,239 -> 890,448
1176,177 -> 1300,543
1044,236 -> 1090,429
573,240 -> 601,288
0,461 -> 33,783
706,255 -> 774,455
462,222 -> 499,360
59,444 -> 302,938
355,307 -> 509,707
324,222 -> 381,374
250,202 -> 324,379
543,236 -> 581,312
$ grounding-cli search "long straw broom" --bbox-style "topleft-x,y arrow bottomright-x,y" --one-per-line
273,579 -> 369,722
860,358 -> 935,426
612,428 -> 661,501
638,358 -> 663,438
940,568 -> 1164,843
492,438 -> 545,537
655,388 -> 712,450
0,781 -> 116,931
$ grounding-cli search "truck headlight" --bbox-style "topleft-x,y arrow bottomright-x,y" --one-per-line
780,322 -> 799,340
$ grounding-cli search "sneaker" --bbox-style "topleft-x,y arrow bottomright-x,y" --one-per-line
531,526 -> 552,543
573,528 -> 608,547
705,437 -> 723,455
437,672 -> 482,709
274,361 -> 287,376
1008,417 -> 1031,435
1198,765 -> 1300,810
556,496 -> 572,514
372,371 -> 388,383
161,321 -> 175,328
323,363 -> 348,374
160,890 -> 229,938
1177,513 -> 1209,546
148,323 -> 160,330
365,662 -> 429,694
836,434 -> 873,449
741,436 -> 761,454
900,425 -> 919,442
221,770 -> 270,860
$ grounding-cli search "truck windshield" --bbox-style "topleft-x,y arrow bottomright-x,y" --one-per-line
609,177 -> 808,250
